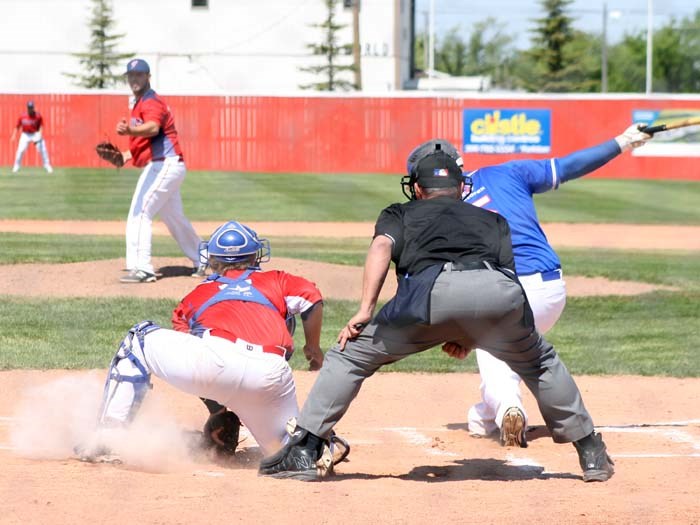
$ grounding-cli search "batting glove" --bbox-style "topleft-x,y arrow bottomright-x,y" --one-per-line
615,124 -> 652,152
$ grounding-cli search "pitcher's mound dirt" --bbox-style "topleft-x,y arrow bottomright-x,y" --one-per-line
0,257 -> 678,301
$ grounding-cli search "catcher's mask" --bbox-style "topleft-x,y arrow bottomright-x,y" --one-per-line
401,139 -> 472,200
199,221 -> 271,269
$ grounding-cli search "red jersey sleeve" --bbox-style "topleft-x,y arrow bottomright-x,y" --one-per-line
36,115 -> 43,130
140,97 -> 167,128
275,271 -> 323,314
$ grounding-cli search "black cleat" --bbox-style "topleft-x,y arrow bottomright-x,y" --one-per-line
258,427 -> 329,481
574,432 -> 615,482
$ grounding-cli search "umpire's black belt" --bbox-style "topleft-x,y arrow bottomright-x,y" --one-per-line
442,260 -> 495,272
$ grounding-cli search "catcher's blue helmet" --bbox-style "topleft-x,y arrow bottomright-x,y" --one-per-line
402,139 -> 472,201
199,221 -> 270,268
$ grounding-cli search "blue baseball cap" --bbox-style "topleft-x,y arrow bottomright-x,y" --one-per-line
125,58 -> 150,74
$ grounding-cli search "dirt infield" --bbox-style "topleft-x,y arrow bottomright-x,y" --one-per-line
1,220 -> 698,524
1,371 -> 699,524
1,219 -> 700,250
0,219 -> 690,301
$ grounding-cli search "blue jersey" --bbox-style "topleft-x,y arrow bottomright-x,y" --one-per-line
464,159 -> 562,275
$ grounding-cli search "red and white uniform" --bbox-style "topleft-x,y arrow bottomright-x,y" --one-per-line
125,89 -> 200,274
17,112 -> 43,133
173,269 -> 322,354
101,268 -> 322,454
13,112 -> 52,172
128,90 -> 183,167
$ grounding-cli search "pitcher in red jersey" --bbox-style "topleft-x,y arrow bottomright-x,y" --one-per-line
115,58 -> 203,283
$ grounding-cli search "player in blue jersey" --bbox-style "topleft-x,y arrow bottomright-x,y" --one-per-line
406,124 -> 652,447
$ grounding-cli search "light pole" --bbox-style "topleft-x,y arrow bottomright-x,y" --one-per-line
428,0 -> 435,87
601,2 -> 608,92
601,4 -> 622,93
646,0 -> 653,94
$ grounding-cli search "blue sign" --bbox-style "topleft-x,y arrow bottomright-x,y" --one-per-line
463,109 -> 551,154
632,110 -> 660,125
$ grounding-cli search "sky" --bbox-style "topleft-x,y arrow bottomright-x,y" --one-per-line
414,0 -> 700,49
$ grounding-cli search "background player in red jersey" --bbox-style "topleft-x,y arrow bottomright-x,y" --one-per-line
10,100 -> 53,173
116,58 -> 203,283
76,221 -> 325,462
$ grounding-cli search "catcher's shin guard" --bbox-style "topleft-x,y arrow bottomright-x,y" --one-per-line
98,321 -> 160,425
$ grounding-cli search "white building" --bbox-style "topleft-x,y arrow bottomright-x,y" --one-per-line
0,0 -> 414,94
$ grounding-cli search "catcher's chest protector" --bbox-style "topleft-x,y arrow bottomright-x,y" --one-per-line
188,270 -> 280,333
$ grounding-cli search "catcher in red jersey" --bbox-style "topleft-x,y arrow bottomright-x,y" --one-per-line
76,221 -> 325,462
116,58 -> 203,284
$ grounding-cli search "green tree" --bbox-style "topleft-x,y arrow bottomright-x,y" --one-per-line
422,18 -> 516,88
464,18 -> 517,88
558,29 -> 602,92
606,32 -> 647,92
606,9 -> 700,93
524,0 -> 576,91
64,0 -> 133,89
414,32 -> 427,72
435,28 -> 469,75
653,11 -> 700,92
299,0 -> 356,91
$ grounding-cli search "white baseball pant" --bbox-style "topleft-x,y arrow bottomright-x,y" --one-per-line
126,156 -> 201,274
13,131 -> 52,171
101,328 -> 299,454
468,271 -> 567,435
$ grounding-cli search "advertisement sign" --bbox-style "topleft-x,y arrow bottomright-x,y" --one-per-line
463,109 -> 551,154
632,109 -> 700,157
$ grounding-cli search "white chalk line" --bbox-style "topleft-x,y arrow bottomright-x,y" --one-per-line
377,423 -> 700,460
614,453 -> 700,459
1,417 -> 699,460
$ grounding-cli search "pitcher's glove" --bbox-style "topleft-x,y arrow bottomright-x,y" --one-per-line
95,141 -> 125,168
203,410 -> 241,456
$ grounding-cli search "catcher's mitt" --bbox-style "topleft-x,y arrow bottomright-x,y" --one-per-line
95,141 -> 125,168
203,410 -> 241,456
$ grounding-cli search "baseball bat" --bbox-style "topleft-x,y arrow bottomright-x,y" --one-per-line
638,117 -> 700,136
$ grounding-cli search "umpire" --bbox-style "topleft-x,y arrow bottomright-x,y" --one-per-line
259,145 -> 614,482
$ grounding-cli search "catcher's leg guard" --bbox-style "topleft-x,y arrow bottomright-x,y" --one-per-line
98,321 -> 160,425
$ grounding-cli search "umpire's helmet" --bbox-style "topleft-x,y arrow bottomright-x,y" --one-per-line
199,221 -> 271,269
402,139 -> 472,200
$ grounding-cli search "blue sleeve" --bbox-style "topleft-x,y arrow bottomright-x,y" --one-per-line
506,159 -> 559,195
558,139 -> 621,183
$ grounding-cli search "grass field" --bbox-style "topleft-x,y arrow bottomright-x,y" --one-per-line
1,168 -> 699,223
1,169 -> 698,376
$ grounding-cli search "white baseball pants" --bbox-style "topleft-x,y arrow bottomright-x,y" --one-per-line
468,271 -> 567,435
102,329 -> 299,454
126,157 -> 201,274
13,131 -> 52,171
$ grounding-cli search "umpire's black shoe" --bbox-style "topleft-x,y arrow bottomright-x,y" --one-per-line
258,427 -> 331,481
574,432 -> 615,482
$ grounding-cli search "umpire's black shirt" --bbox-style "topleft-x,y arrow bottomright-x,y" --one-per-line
374,196 -> 514,276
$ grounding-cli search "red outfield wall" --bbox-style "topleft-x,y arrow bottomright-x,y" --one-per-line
1,93 -> 698,179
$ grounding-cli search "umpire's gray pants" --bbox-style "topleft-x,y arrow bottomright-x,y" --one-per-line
298,267 -> 594,444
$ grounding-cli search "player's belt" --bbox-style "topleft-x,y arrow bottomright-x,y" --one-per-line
442,260 -> 495,272
152,155 -> 184,162
209,328 -> 290,359
521,269 -> 562,281
540,269 -> 562,281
